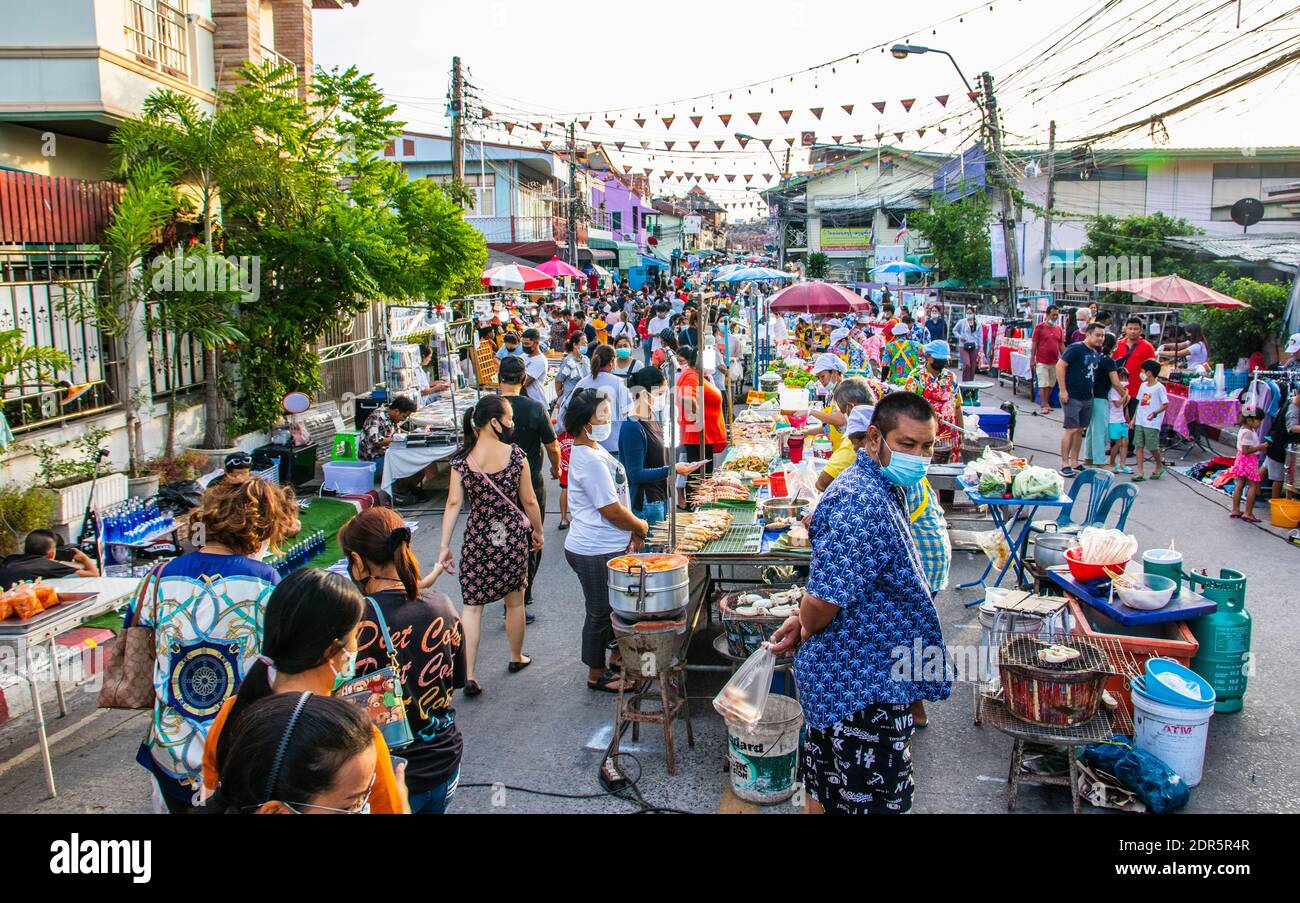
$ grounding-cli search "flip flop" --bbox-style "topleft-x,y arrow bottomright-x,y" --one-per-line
1242,515 -> 1262,523
507,655 -> 533,674
557,521 -> 570,531
1133,476 -> 1146,482
587,667 -> 628,693
1229,512 -> 1243,519
463,679 -> 483,697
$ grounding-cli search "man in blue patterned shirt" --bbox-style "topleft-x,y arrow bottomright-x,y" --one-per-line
771,391 -> 953,814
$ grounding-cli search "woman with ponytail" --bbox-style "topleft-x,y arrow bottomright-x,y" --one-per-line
575,342 -> 632,459
200,568 -> 409,812
341,507 -> 467,814
439,394 -> 543,698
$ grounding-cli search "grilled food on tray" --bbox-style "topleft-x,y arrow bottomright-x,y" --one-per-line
725,454 -> 769,473
649,509 -> 733,552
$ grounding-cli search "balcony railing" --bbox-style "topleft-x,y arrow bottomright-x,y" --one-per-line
260,45 -> 299,82
466,215 -> 585,246
125,0 -> 190,78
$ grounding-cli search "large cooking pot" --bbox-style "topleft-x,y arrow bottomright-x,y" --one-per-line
607,553 -> 691,620
1033,531 -> 1078,570
761,496 -> 810,522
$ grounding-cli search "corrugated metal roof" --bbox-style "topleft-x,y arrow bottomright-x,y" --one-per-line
1166,233 -> 1300,271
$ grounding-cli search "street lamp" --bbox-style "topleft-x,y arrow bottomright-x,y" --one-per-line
889,43 -> 984,131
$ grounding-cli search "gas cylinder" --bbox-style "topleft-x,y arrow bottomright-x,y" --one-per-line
1185,568 -> 1250,713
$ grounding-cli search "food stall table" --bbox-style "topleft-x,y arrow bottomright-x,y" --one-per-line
958,380 -> 995,407
1045,567 -> 1216,625
1164,394 -> 1241,459
0,576 -> 141,797
957,480 -> 1074,599
379,441 -> 459,493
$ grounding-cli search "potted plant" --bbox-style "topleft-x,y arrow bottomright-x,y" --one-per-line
145,449 -> 210,485
29,427 -> 129,524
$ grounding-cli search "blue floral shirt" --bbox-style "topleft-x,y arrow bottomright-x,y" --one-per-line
795,450 -> 953,729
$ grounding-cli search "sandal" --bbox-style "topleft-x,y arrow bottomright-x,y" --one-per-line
463,679 -> 483,697
557,520 -> 570,531
507,655 -> 533,674
1242,514 -> 1261,523
1229,512 -> 1243,519
587,668 -> 630,693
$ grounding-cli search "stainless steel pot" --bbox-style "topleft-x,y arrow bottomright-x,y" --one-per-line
1033,531 -> 1078,570
761,496 -> 810,521
607,554 -> 691,620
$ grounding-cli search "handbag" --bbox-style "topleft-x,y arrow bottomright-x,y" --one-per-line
335,596 -> 415,750
466,453 -> 535,535
97,563 -> 165,710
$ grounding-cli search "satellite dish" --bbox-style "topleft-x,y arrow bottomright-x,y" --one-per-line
281,392 -> 312,415
1230,197 -> 1264,230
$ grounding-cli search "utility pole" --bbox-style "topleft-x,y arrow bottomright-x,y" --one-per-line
981,71 -> 1019,311
1041,120 -> 1056,293
450,55 -> 464,182
566,121 -> 577,267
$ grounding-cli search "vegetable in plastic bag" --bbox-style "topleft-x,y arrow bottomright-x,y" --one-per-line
714,645 -> 776,725
1012,466 -> 1065,500
1080,740 -> 1190,814
973,530 -> 1011,572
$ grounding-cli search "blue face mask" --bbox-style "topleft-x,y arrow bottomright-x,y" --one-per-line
880,442 -> 931,487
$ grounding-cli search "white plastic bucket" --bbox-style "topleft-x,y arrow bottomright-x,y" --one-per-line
1132,689 -> 1213,787
726,694 -> 803,805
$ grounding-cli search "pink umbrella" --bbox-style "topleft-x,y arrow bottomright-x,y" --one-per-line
768,281 -> 872,314
1094,274 -> 1250,309
534,256 -> 585,279
481,264 -> 555,290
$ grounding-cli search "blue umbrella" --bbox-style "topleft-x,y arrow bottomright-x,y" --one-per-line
717,266 -> 794,283
870,260 -> 931,275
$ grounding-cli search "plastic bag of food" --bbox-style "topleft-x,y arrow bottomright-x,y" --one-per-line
713,645 -> 776,725
1012,466 -> 1065,500
0,592 -> 13,620
974,530 -> 1012,573
33,581 -> 59,610
7,584 -> 43,620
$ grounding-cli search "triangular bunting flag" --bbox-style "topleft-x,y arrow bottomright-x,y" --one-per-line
726,174 -> 736,182
634,117 -> 646,128
592,141 -> 602,149
779,110 -> 793,123
616,141 -> 625,150
761,138 -> 773,148
579,119 -> 591,129
482,109 -> 492,119
664,170 -> 674,178
504,122 -> 515,134
531,122 -> 543,131
748,112 -> 762,125
968,91 -> 980,103
853,134 -> 864,144
872,101 -> 886,114
714,140 -> 725,149
934,95 -> 949,108
664,141 -> 675,150
640,141 -> 649,148
832,135 -> 842,144
735,135 -> 749,147
662,116 -> 675,128
676,176 -> 683,182
719,113 -> 732,126
606,118 -> 617,128
685,171 -> 694,179
690,115 -> 703,128
841,104 -> 855,115
689,140 -> 700,150
541,140 -> 552,148
744,174 -> 753,183
939,127 -> 948,136
809,107 -> 824,119
894,132 -> 905,142
763,174 -> 773,183
785,137 -> 795,146
644,168 -> 654,176
916,129 -> 926,139
875,132 -> 885,141
623,165 -> 632,173
900,98 -> 916,112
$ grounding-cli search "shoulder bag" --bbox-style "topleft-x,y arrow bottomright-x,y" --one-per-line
98,562 -> 166,710
335,596 -> 415,750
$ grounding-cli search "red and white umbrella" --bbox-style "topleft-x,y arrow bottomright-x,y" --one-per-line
534,256 -> 585,280
1095,274 -> 1250,309
481,264 -> 555,290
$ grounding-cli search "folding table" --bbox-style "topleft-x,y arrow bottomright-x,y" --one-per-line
956,479 -> 1074,603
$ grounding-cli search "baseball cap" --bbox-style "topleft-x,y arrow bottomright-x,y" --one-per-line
224,451 -> 253,472
1286,333 -> 1300,354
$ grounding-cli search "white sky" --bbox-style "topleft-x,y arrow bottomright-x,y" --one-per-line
315,0 -> 1300,220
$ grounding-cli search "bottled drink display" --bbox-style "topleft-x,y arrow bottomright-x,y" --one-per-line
101,499 -> 175,545
264,530 -> 326,578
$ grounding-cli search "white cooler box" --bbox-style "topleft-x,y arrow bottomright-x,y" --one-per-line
322,460 -> 376,495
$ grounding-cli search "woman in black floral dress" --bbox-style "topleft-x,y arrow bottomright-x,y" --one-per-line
439,395 -> 544,696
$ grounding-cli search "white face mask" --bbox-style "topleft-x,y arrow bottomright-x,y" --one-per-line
589,421 -> 612,442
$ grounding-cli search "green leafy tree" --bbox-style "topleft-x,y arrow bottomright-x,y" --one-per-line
805,251 -> 829,279
909,189 -> 992,286
1196,276 -> 1291,365
1077,213 -> 1235,301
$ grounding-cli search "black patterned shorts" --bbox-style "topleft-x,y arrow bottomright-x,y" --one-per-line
800,703 -> 915,814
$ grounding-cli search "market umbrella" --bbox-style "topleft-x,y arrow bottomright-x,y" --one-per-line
717,266 -> 794,283
480,264 -> 555,290
870,260 -> 931,275
767,281 -> 871,314
534,256 -> 585,279
1094,274 -> 1250,309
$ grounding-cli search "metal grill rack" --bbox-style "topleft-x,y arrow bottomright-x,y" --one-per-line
701,525 -> 764,555
703,505 -> 757,525
995,631 -> 1138,679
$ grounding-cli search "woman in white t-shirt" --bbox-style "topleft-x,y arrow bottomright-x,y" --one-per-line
1158,323 -> 1210,372
562,389 -> 648,694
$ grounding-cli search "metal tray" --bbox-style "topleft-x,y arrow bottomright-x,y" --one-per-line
0,592 -> 103,639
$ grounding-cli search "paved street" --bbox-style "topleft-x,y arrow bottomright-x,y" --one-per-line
2,379 -> 1297,815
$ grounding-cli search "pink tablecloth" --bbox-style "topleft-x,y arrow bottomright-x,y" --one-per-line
1166,394 -> 1241,439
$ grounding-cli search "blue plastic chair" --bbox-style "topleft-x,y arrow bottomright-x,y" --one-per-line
1030,469 -> 1114,534
1090,481 -> 1140,531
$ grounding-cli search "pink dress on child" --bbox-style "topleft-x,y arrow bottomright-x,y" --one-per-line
1226,428 -> 1260,481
